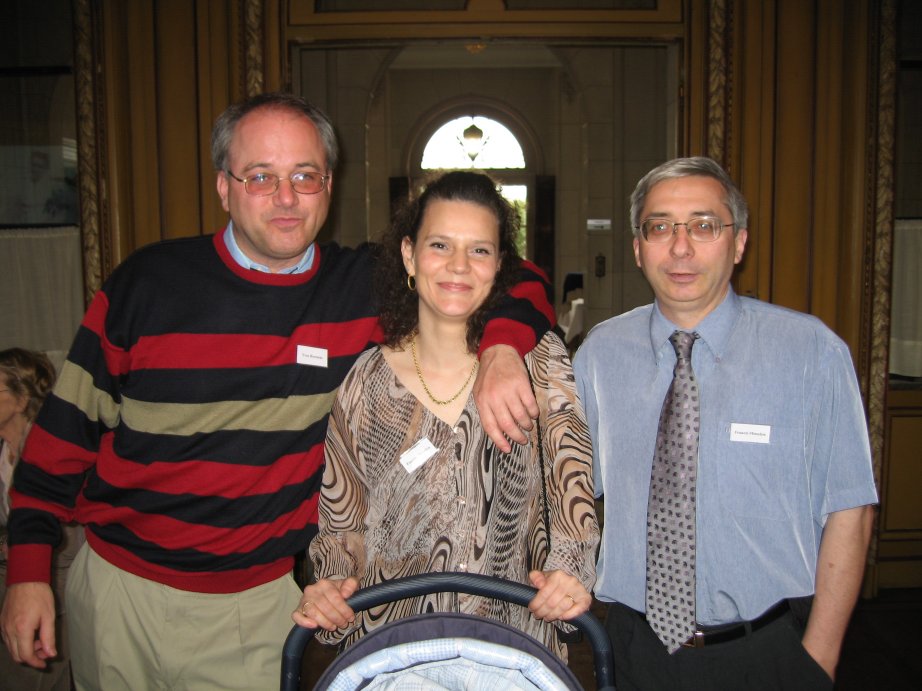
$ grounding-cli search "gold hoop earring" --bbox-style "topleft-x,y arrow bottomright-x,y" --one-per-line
407,275 -> 416,291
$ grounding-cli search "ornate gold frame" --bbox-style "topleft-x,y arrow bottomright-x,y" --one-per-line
73,0 -> 106,302
706,0 -> 731,162
866,0 -> 896,565
244,0 -> 265,95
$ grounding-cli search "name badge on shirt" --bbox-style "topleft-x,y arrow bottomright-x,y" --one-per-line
729,423 -> 771,444
400,437 -> 438,473
297,345 -> 328,368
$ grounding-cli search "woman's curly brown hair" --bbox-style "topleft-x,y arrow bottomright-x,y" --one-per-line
0,348 -> 57,421
374,170 -> 522,354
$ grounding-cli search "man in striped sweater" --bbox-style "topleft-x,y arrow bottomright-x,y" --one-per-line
0,92 -> 553,690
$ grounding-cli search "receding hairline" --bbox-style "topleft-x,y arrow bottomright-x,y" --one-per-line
211,93 -> 339,173
231,104 -> 324,138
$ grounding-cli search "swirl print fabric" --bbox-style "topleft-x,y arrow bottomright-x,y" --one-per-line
310,332 -> 599,660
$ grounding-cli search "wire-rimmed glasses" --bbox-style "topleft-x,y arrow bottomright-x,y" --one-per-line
636,216 -> 735,243
225,170 -> 330,196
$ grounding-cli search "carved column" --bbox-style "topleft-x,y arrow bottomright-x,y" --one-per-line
865,0 -> 896,583
73,0 -> 108,301
706,0 -> 732,166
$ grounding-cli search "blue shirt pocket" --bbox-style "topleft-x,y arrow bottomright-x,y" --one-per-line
714,421 -> 803,521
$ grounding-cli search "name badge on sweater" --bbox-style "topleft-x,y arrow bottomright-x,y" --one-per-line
297,345 -> 328,368
400,437 -> 438,473
730,423 -> 771,444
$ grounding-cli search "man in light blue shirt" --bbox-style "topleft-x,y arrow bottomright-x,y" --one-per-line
574,157 -> 877,690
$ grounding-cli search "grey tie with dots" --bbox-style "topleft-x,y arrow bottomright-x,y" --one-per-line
646,330 -> 700,653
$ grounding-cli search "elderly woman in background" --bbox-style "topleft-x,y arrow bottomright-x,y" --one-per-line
1,348 -> 83,690
293,171 -> 599,661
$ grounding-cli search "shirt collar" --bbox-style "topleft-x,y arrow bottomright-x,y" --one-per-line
223,221 -> 314,275
649,287 -> 741,362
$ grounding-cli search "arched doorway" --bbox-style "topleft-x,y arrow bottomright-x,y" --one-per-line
396,100 -> 554,284
417,114 -> 529,258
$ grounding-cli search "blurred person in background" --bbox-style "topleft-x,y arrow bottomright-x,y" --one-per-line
1,348 -> 83,690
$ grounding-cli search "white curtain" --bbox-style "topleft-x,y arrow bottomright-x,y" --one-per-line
890,219 -> 922,377
0,226 -> 84,367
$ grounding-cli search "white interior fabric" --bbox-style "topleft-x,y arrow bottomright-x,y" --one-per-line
0,226 -> 83,356
326,637 -> 571,691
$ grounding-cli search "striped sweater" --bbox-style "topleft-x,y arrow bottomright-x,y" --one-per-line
7,227 -> 552,593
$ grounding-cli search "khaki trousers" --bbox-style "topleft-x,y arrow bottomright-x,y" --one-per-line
65,543 -> 302,691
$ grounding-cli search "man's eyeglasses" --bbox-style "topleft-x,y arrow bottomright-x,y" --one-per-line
636,216 -> 735,243
225,170 -> 330,196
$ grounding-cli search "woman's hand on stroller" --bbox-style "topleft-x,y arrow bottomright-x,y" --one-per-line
292,577 -> 360,631
527,570 -> 591,622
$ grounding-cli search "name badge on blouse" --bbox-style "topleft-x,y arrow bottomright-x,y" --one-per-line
297,345 -> 328,368
400,437 -> 438,473
729,422 -> 771,444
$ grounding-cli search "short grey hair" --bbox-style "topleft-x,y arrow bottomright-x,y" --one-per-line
629,156 -> 749,237
210,92 -> 339,174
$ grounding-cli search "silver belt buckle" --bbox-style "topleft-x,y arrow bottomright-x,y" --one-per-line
682,630 -> 706,648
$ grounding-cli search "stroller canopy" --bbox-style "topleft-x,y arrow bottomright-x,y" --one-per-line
316,612 -> 581,690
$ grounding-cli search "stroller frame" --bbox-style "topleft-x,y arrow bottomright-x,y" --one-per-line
281,571 -> 615,690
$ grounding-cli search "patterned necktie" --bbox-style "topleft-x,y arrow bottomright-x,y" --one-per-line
646,330 -> 700,652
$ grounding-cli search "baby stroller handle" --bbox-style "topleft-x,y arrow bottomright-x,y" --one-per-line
281,571 -> 615,690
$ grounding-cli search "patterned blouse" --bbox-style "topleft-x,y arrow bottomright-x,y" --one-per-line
310,332 -> 599,659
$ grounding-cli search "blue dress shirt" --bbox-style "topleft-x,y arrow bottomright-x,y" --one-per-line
223,221 -> 314,274
574,288 -> 878,625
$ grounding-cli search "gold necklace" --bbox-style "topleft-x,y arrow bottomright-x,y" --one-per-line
410,333 -> 479,406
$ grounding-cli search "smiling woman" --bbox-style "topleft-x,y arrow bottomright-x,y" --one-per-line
401,198 -> 502,349
296,170 -> 600,662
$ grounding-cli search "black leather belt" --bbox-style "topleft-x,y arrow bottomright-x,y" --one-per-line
679,600 -> 790,648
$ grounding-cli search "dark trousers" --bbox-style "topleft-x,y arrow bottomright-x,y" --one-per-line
605,603 -> 834,691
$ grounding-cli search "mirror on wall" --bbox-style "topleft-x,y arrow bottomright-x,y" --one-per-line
0,0 -> 84,361
0,0 -> 77,228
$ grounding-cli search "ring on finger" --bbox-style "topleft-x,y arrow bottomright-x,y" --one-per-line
566,594 -> 576,607
300,601 -> 314,617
